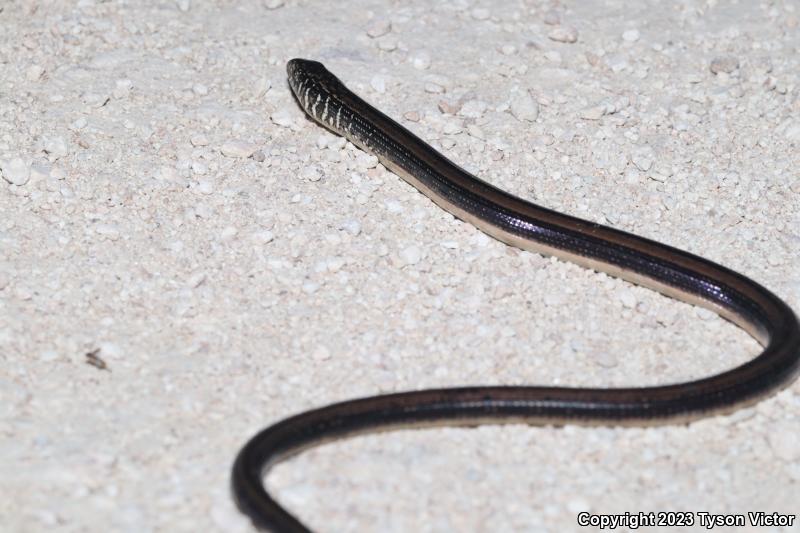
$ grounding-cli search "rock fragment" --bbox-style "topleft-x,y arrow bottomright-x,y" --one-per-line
622,29 -> 640,42
510,92 -> 539,122
270,110 -> 295,128
580,105 -> 605,120
411,52 -> 431,70
370,75 -> 386,93
26,65 -> 45,81
398,245 -> 422,266
1,158 -> 31,186
471,8 -> 490,21
548,27 -> 578,43
543,9 -> 561,25
366,18 -> 391,38
221,140 -> 257,158
710,56 -> 739,74
43,136 -> 69,160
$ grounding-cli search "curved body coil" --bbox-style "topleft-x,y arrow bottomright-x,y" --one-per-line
231,58 -> 800,532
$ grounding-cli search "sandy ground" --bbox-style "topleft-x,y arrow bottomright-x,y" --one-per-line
2,1 -> 799,532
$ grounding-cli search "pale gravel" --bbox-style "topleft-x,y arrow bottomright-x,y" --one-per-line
1,1 -> 799,532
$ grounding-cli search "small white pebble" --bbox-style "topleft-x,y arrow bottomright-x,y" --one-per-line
113,79 -> 133,99
15,286 -> 33,300
695,307 -> 716,320
501,44 -> 517,55
192,84 -> 209,96
593,352 -> 618,368
510,92 -> 539,122
82,92 -> 109,107
43,136 -> 69,160
767,422 -> 800,461
580,105 -> 605,120
1,158 -> 31,186
543,50 -> 562,63
458,99 -> 487,118
270,110 -> 295,128
619,290 -> 637,308
253,77 -> 272,98
70,117 -> 88,130
26,64 -> 45,81
783,123 -> 800,142
424,82 -> 444,94
471,8 -> 490,20
366,18 -> 391,38
160,166 -> 178,181
302,281 -> 319,294
95,223 -> 120,240
327,137 -> 346,150
471,232 -> 491,248
370,75 -> 386,94
606,55 -> 629,73
221,140 -> 257,158
191,161 -> 208,175
384,199 -> 404,214
466,124 -> 485,139
566,496 -> 591,514
326,257 -> 345,273
622,29 -> 640,42
196,179 -> 214,195
301,165 -> 322,182
312,345 -> 331,361
263,0 -> 284,9
176,0 -> 191,11
377,37 -> 398,52
411,51 -> 431,70
443,121 -> 462,135
710,56 -> 739,75
624,167 -> 640,184
190,134 -> 209,147
39,350 -> 59,362
355,153 -> 379,170
543,9 -> 561,25
398,245 -> 423,266
339,219 -> 362,236
548,27 -> 578,43
252,230 -> 274,244
187,271 -> 206,288
631,147 -> 655,172
220,226 -> 238,241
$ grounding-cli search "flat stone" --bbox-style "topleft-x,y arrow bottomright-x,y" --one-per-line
548,27 -> 578,43
710,55 -> 739,74
221,140 -> 257,158
1,158 -> 31,186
